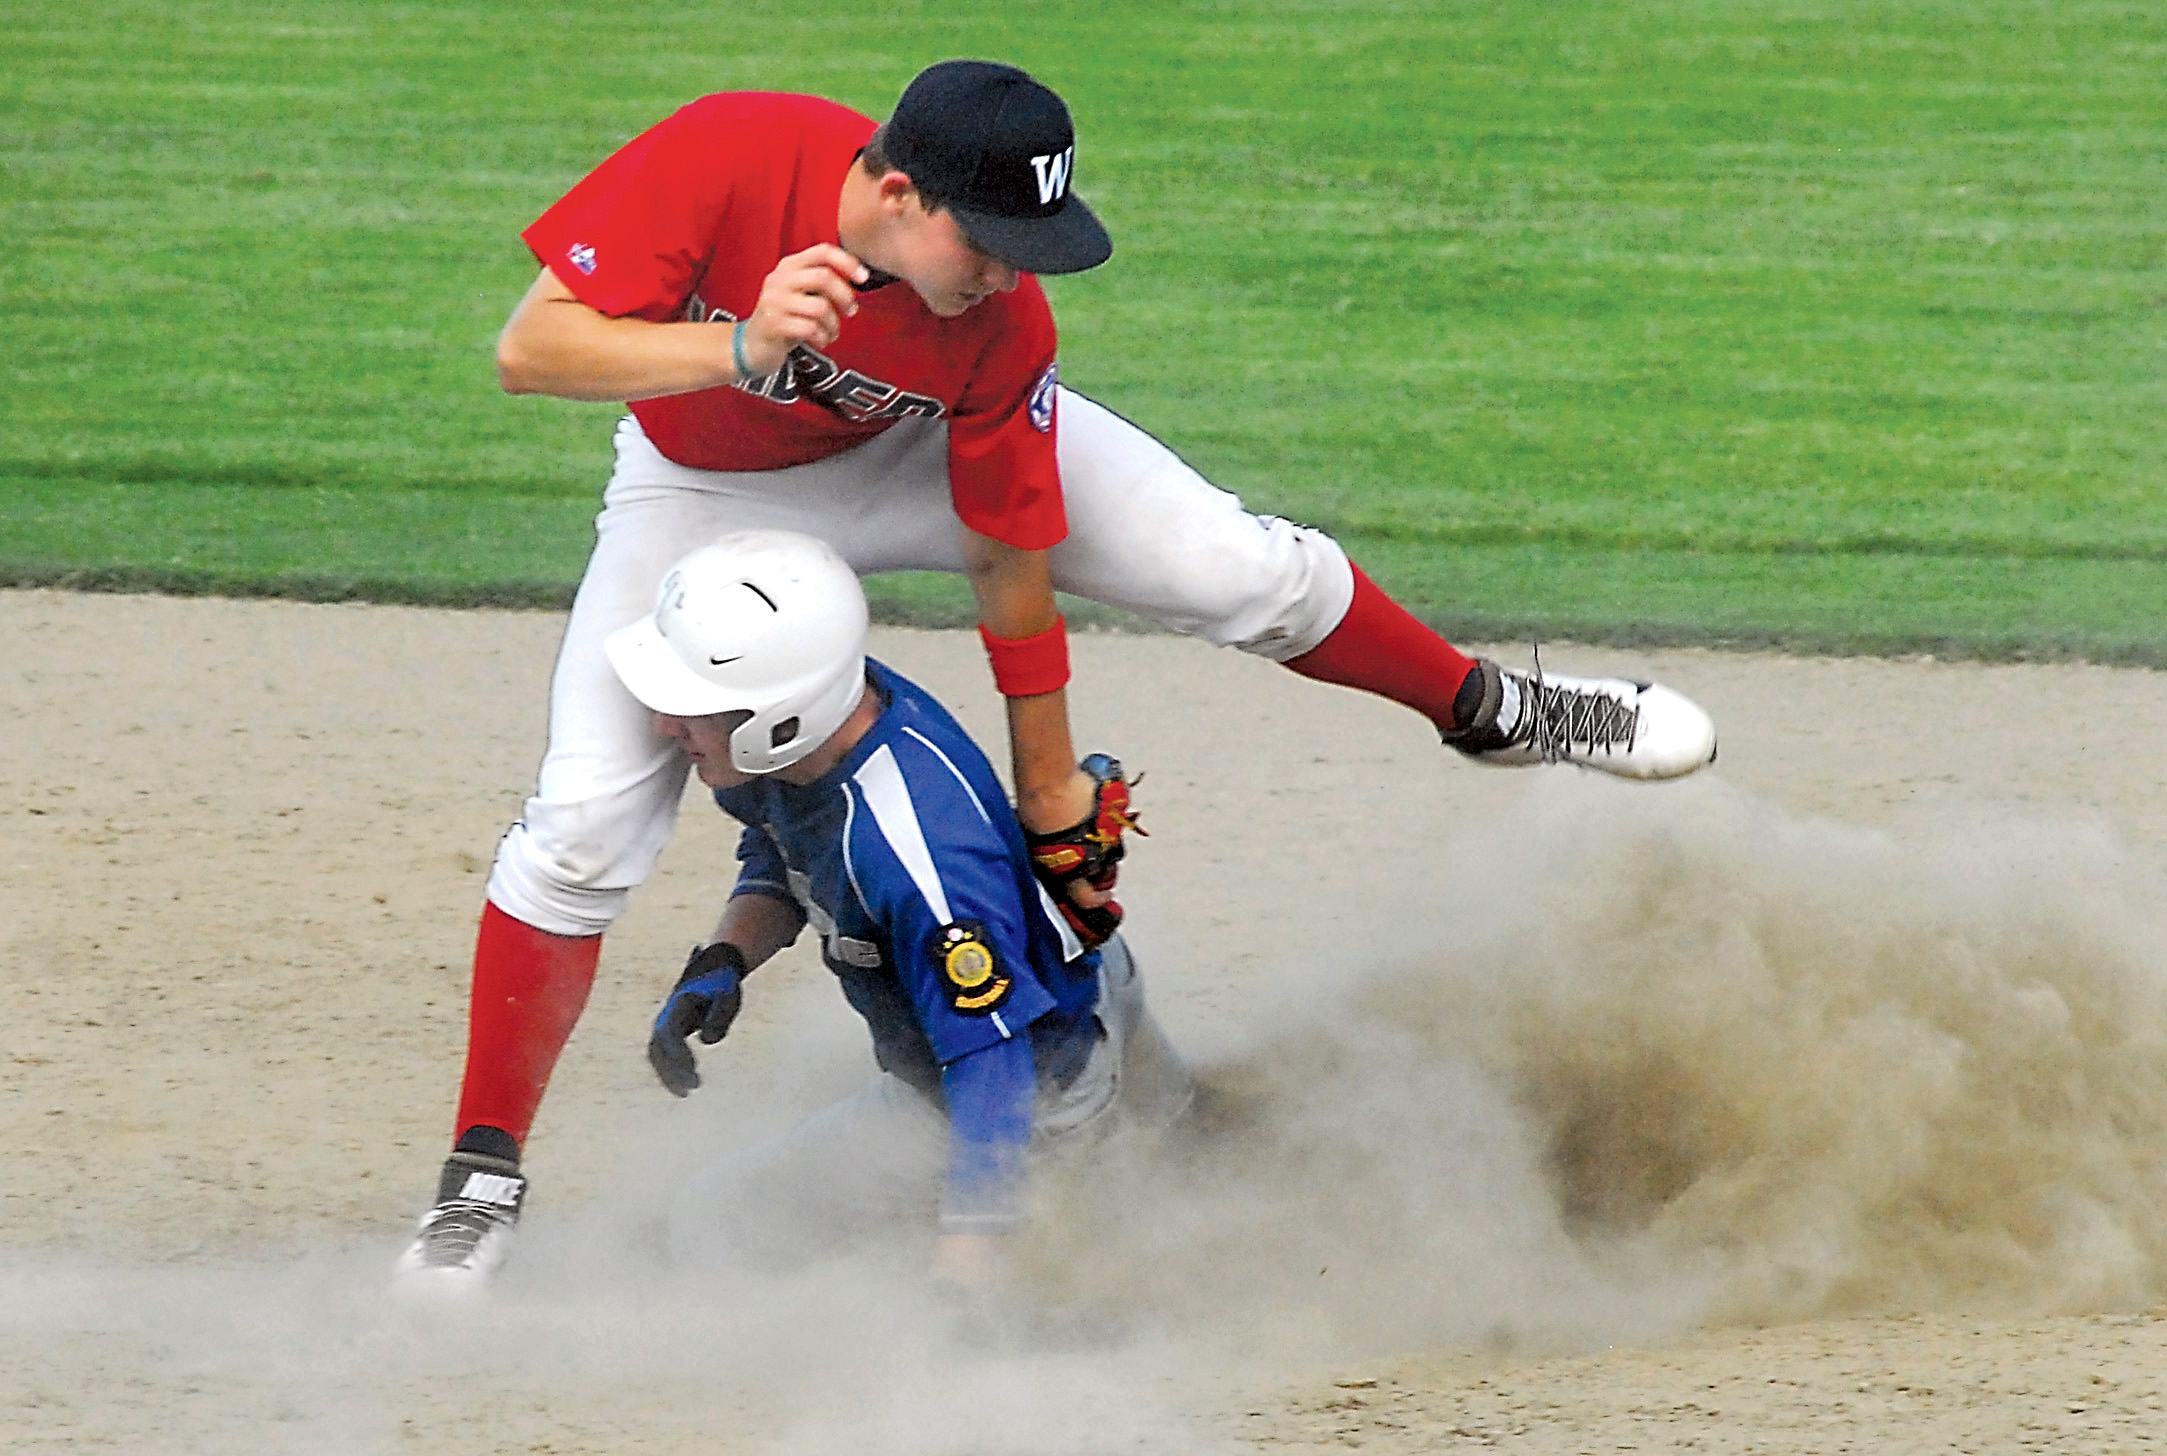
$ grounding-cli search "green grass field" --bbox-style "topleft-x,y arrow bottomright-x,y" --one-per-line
5,1 -> 2162,659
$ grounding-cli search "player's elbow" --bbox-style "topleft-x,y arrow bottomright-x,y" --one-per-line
495,331 -> 543,395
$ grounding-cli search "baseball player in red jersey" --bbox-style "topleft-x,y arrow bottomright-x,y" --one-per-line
395,60 -> 1716,1288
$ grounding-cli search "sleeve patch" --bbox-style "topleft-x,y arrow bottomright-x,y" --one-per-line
1026,363 -> 1058,433
933,920 -> 1012,1015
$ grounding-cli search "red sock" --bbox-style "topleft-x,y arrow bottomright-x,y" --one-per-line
452,902 -> 602,1149
1285,564 -> 1480,732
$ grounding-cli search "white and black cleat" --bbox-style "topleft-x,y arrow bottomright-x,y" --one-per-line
393,1151 -> 526,1296
1443,657 -> 1716,781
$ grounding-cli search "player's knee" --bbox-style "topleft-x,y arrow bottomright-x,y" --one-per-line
1055,493 -> 1352,659
486,825 -> 634,938
1191,519 -> 1354,662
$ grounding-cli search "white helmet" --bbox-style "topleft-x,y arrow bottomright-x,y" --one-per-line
604,531 -> 869,773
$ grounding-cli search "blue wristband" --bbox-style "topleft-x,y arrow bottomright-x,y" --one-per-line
731,319 -> 755,381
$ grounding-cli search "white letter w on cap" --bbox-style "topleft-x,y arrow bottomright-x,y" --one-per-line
1030,146 -> 1074,205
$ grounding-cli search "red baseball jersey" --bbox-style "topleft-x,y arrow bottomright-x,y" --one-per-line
522,92 -> 1067,551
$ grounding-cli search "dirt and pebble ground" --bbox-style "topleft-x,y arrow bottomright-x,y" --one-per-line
6,587 -> 2167,1453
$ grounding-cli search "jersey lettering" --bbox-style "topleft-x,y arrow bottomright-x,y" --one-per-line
683,292 -> 734,324
682,293 -> 946,424
786,866 -> 883,968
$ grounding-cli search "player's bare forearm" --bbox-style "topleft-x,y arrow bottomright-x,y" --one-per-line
960,527 -> 1061,639
1003,690 -> 1097,837
959,530 -> 1093,834
496,269 -> 737,400
496,247 -> 868,402
705,889 -> 806,973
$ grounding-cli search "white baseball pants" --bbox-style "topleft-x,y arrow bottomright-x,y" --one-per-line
486,387 -> 1353,936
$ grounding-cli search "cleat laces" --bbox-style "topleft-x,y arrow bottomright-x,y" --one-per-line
409,1199 -> 513,1269
1513,649 -> 1641,764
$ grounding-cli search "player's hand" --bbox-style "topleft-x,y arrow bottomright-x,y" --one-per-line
738,244 -> 869,377
647,942 -> 747,1097
1025,754 -> 1144,949
935,1235 -> 1087,1351
932,1232 -> 1008,1294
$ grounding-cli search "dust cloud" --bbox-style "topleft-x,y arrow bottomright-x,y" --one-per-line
1022,774 -> 2167,1362
9,774 -> 2167,1452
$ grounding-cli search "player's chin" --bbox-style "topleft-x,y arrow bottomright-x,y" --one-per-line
923,291 -> 988,318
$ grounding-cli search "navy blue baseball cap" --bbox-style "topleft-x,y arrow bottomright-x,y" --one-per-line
880,60 -> 1113,275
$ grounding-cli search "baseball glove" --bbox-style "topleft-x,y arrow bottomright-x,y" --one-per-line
1026,752 -> 1144,949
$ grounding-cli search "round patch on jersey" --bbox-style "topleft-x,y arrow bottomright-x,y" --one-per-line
934,920 -> 1012,1015
1027,363 -> 1058,434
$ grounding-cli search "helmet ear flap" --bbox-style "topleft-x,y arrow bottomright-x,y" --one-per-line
728,708 -> 800,774
722,648 -> 867,773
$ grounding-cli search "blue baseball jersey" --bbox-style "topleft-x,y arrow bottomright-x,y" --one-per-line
713,659 -> 1103,1103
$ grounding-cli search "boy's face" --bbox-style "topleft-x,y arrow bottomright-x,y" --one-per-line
653,709 -> 758,788
884,188 -> 1022,317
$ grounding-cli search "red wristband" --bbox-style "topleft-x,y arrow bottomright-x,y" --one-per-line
978,616 -> 1070,697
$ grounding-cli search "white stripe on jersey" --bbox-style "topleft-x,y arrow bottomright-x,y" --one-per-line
1038,881 -> 1085,962
839,784 -> 870,917
902,724 -> 1079,959
910,723 -> 1092,962
851,742 -> 953,924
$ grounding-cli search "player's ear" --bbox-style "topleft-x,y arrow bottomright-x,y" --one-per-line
875,168 -> 924,214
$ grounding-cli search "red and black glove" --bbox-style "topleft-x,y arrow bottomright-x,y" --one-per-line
1025,753 -> 1144,949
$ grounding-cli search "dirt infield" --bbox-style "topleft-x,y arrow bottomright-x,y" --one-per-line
6,587 -> 2167,1453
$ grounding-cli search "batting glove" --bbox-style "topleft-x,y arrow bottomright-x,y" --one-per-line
648,942 -> 747,1097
